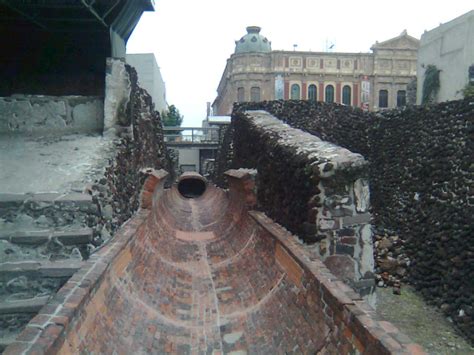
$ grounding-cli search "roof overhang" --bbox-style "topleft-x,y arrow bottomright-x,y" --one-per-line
0,0 -> 154,36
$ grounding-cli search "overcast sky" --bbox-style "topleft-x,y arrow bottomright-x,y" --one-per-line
126,1 -> 473,126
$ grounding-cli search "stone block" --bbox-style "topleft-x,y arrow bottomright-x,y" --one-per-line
324,255 -> 356,282
336,244 -> 355,256
341,213 -> 371,226
353,178 -> 370,213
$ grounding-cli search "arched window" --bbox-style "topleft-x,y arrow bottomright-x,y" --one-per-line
397,90 -> 406,107
325,85 -> 334,103
308,84 -> 317,101
237,87 -> 245,102
291,84 -> 301,99
379,90 -> 388,108
342,85 -> 351,105
251,87 -> 261,102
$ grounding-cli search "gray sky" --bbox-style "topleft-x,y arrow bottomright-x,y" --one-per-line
127,0 -> 472,126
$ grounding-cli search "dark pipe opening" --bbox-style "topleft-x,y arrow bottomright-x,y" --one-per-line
178,178 -> 206,198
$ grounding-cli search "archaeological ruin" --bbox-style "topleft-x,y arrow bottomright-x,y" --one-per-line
1,1 -> 473,354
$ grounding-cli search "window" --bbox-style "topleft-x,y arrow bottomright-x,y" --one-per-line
251,87 -> 261,102
397,90 -> 406,107
308,84 -> 317,101
325,85 -> 334,103
337,59 -> 341,70
379,90 -> 388,108
342,85 -> 351,105
237,87 -> 245,102
291,84 -> 301,99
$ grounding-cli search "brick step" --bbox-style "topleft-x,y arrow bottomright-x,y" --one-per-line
0,192 -> 98,225
0,228 -> 93,246
0,296 -> 49,315
0,260 -> 83,278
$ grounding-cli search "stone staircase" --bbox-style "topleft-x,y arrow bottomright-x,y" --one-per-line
0,192 -> 100,351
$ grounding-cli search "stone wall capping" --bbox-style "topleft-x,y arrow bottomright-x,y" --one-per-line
245,110 -> 367,169
224,168 -> 257,180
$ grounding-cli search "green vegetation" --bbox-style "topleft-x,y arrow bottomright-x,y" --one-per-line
422,65 -> 441,104
460,83 -> 474,98
162,105 -> 183,127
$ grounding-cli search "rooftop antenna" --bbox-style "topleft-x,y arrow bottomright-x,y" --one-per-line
325,38 -> 335,52
293,44 -> 298,51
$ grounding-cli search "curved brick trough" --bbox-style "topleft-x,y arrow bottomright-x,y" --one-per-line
5,170 -> 424,354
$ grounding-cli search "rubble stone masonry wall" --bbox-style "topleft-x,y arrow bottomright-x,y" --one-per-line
230,99 -> 474,342
97,61 -> 170,232
232,110 -> 376,300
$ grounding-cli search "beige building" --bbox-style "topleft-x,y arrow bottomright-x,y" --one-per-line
213,27 -> 419,114
416,10 -> 474,104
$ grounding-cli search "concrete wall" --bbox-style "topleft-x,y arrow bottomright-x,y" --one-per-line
126,53 -> 167,113
177,148 -> 200,172
417,10 -> 474,103
0,95 -> 103,135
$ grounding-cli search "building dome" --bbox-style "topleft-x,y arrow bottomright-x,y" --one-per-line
234,26 -> 272,54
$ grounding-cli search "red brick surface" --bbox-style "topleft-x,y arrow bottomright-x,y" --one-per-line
6,173 -> 425,354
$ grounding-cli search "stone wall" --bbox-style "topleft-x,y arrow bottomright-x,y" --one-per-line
369,101 -> 473,341
228,99 -> 474,342
231,110 -> 375,299
93,62 -> 170,233
0,95 -> 103,135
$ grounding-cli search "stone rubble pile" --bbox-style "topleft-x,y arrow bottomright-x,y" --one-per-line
373,229 -> 410,295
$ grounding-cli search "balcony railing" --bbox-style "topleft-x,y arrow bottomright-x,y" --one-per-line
163,127 -> 221,144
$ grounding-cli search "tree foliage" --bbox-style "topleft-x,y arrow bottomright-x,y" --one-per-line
422,65 -> 441,104
461,83 -> 474,99
162,105 -> 183,127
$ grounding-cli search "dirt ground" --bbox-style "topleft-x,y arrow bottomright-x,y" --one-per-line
376,285 -> 474,355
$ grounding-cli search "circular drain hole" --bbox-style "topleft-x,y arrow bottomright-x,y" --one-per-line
178,177 -> 206,198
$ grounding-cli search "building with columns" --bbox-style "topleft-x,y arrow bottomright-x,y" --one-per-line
213,26 -> 419,115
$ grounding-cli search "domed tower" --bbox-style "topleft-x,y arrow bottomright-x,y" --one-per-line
213,26 -> 273,115
234,26 -> 272,54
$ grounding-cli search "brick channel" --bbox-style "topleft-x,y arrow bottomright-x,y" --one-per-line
5,170 -> 424,354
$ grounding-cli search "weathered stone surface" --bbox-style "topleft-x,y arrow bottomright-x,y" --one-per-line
354,178 -> 370,213
0,95 -> 103,135
0,296 -> 49,314
104,58 -> 131,131
0,228 -> 92,246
